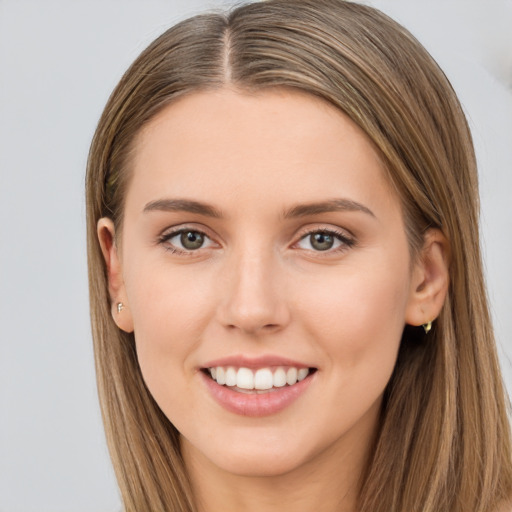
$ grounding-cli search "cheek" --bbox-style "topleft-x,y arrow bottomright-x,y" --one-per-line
295,257 -> 411,373
128,259 -> 214,329
301,265 -> 409,322
290,265 -> 410,438
123,260 -> 217,384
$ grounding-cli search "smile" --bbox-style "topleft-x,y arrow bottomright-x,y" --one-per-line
207,366 -> 312,393
200,362 -> 317,416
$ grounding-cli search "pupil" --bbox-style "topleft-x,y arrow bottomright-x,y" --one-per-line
181,231 -> 204,249
311,233 -> 334,251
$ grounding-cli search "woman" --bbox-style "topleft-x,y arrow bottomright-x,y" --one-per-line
85,0 -> 512,510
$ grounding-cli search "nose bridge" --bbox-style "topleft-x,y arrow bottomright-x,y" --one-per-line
219,238 -> 289,334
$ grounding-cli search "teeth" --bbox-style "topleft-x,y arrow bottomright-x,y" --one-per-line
208,366 -> 311,390
273,368 -> 287,387
297,368 -> 309,381
225,367 -> 237,387
286,367 -> 297,385
237,367 -> 254,390
254,368 -> 273,390
216,367 -> 226,385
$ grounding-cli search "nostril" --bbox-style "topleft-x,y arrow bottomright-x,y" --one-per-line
224,321 -> 283,335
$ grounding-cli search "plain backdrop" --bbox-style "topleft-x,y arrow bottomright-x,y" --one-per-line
0,1 -> 511,511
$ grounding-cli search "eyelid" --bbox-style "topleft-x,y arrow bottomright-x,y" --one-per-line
156,223 -> 356,256
158,224 -> 218,255
293,225 -> 356,254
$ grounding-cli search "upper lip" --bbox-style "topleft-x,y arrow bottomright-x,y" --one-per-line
202,354 -> 314,370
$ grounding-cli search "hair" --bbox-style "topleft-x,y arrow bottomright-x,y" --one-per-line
85,1 -> 512,510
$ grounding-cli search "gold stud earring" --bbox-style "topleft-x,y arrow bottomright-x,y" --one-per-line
117,302 -> 124,314
422,321 -> 432,334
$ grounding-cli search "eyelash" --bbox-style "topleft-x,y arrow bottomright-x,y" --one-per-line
296,228 -> 356,255
158,226 -> 356,257
158,227 -> 214,256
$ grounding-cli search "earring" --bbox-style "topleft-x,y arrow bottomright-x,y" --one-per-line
117,302 -> 125,314
422,321 -> 433,334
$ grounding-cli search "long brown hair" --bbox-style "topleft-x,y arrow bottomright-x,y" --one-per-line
86,1 -> 512,510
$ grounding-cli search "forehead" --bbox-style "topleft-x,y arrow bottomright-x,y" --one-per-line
127,88 -> 399,220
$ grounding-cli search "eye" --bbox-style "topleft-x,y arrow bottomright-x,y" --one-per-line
159,228 -> 215,254
296,229 -> 354,253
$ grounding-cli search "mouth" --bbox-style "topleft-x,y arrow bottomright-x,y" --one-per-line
201,366 -> 317,394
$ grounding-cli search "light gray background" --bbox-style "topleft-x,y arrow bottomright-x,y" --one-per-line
0,1 -> 510,511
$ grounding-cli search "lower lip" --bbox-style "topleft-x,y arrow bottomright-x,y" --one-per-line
200,371 -> 315,417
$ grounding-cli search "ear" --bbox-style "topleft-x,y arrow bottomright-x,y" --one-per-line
405,228 -> 450,328
97,218 -> 134,333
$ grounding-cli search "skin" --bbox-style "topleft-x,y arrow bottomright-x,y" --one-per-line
98,88 -> 449,512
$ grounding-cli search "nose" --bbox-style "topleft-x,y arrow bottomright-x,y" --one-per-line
217,246 -> 291,336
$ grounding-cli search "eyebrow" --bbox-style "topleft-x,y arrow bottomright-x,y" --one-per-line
143,198 -> 223,218
282,198 -> 375,219
143,197 -> 375,219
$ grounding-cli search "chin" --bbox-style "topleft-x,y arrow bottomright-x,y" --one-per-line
181,430 -> 317,478
213,449 -> 309,478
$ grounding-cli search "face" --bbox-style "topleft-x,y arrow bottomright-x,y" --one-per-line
102,88 -> 423,479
